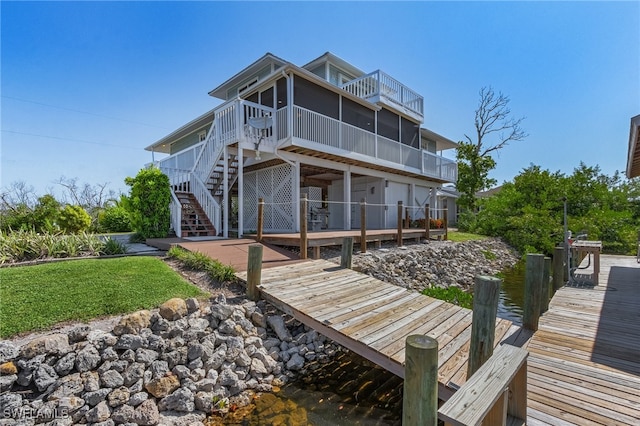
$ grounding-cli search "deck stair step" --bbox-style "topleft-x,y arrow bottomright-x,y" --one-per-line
174,191 -> 216,237
207,154 -> 240,197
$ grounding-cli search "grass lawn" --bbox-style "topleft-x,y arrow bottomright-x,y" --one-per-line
447,231 -> 489,242
0,257 -> 207,338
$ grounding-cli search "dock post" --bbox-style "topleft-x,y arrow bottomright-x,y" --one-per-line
300,194 -> 308,259
541,256 -> 552,314
523,254 -> 545,331
246,244 -> 263,302
552,246 -> 565,291
402,335 -> 438,426
397,201 -> 403,247
360,199 -> 367,253
341,237 -> 354,269
257,198 -> 264,242
425,204 -> 430,241
468,275 -> 501,378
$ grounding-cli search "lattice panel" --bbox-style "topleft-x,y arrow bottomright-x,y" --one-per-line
243,163 -> 294,232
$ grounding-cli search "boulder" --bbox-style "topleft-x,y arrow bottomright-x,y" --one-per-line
158,387 -> 195,412
144,374 -> 180,398
159,298 -> 187,321
133,399 -> 160,425
20,334 -> 71,359
0,342 -> 18,363
113,310 -> 151,335
85,400 -> 111,423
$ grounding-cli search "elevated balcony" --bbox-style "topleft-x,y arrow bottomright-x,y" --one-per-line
340,70 -> 424,122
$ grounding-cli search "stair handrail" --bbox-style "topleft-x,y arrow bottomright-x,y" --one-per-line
190,173 -> 220,235
169,190 -> 183,238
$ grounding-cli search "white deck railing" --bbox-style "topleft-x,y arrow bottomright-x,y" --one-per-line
341,70 -> 424,117
169,190 -> 182,238
292,106 -> 456,182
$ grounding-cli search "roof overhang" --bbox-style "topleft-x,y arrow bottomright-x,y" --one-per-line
421,128 -> 459,151
626,114 -> 640,178
207,53 -> 289,100
145,109 -> 214,153
302,51 -> 366,78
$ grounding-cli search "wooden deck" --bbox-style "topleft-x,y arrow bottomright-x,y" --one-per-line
237,259 -> 516,401
525,254 -> 640,425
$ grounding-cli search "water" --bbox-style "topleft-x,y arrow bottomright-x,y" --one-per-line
498,260 -> 526,324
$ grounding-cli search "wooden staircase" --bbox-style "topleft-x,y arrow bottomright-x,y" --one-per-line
175,192 -> 217,237
207,154 -> 240,197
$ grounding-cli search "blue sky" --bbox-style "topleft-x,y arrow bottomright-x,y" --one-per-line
2,1 -> 639,199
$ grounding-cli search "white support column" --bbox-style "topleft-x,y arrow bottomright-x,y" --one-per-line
429,187 -> 437,220
237,148 -> 243,238
223,146 -> 229,238
294,160 -> 301,232
344,169 -> 351,230
410,183 -> 416,220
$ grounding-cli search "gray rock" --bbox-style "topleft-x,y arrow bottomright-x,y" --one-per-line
136,348 -> 159,365
122,362 -> 145,386
107,386 -> 130,407
186,343 -> 203,361
209,303 -> 234,321
111,403 -> 135,423
85,401 -> 111,423
57,396 -> 86,414
75,344 -> 101,372
133,399 -> 159,425
0,393 -> 22,414
128,379 -> 144,394
187,317 -> 209,331
87,329 -> 117,350
194,391 -> 214,412
194,378 -> 216,392
185,298 -> 200,313
225,336 -> 244,361
235,351 -> 252,367
0,374 -> 17,392
250,358 -> 268,375
84,388 -> 112,407
120,349 -> 136,363
146,335 -> 166,352
34,364 -> 58,392
47,373 -> 84,399
0,341 -> 19,363
186,357 -> 203,370
100,370 -> 124,388
162,349 -> 186,370
218,319 -> 236,335
68,325 -> 92,343
158,387 -> 194,412
53,352 -> 76,376
286,353 -> 305,371
262,337 -> 280,350
111,360 -> 129,373
128,391 -> 148,407
82,371 -> 100,391
101,347 -> 119,362
115,334 -> 146,351
92,420 -> 115,426
149,360 -> 169,379
267,315 -> 292,342
253,348 -> 277,373
206,369 -> 218,383
218,369 -> 239,387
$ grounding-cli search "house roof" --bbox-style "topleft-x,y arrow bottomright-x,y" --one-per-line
207,53 -> 289,100
301,51 -> 366,78
145,109 -> 214,153
626,114 -> 640,178
421,128 -> 458,151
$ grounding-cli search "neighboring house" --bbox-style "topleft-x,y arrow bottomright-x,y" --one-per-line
435,186 -> 459,226
146,52 -> 458,238
627,114 -> 640,179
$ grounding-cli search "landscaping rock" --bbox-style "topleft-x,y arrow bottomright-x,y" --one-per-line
0,342 -> 18,363
113,310 -> 152,335
133,399 -> 159,425
85,400 -> 111,423
158,387 -> 194,412
75,344 -> 101,372
159,298 -> 187,321
20,334 -> 70,359
144,375 -> 180,398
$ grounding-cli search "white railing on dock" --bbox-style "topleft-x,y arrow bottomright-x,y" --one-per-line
341,70 -> 424,117
292,106 -> 456,182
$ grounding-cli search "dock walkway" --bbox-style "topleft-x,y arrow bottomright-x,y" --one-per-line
237,259 -> 516,401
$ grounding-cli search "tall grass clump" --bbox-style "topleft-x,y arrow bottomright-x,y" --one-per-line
0,230 -> 104,264
168,246 -> 235,282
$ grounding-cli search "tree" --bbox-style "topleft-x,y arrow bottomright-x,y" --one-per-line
124,167 -> 171,239
456,87 -> 527,211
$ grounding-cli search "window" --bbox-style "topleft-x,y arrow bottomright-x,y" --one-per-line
377,108 -> 399,141
238,77 -> 259,95
276,77 -> 287,109
401,117 -> 420,148
260,87 -> 274,108
198,131 -> 207,142
342,98 -> 374,132
294,76 -> 339,119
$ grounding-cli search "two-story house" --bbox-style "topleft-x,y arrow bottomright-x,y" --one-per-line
145,52 -> 458,238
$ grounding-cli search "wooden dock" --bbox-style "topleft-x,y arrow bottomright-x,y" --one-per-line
237,259 -> 516,401
524,254 -> 640,425
236,254 -> 640,425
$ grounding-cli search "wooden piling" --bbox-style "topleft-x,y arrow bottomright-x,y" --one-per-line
257,198 -> 264,242
397,201 -> 403,247
300,194 -> 308,260
523,254 -> 545,331
552,246 -> 565,291
443,212 -> 448,241
402,335 -> 438,426
467,275 -> 501,378
541,256 -> 552,314
341,237 -> 354,269
246,244 -> 263,302
360,199 -> 367,253
425,204 -> 430,241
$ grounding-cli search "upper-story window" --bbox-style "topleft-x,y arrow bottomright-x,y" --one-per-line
342,98 -> 374,132
237,77 -> 259,96
198,130 -> 207,142
294,76 -> 339,119
377,108 -> 399,142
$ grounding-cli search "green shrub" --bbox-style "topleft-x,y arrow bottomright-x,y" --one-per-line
456,210 -> 478,232
0,230 -> 104,263
422,285 -> 473,309
168,246 -> 235,282
124,167 -> 171,239
99,205 -> 132,232
58,205 -> 91,233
